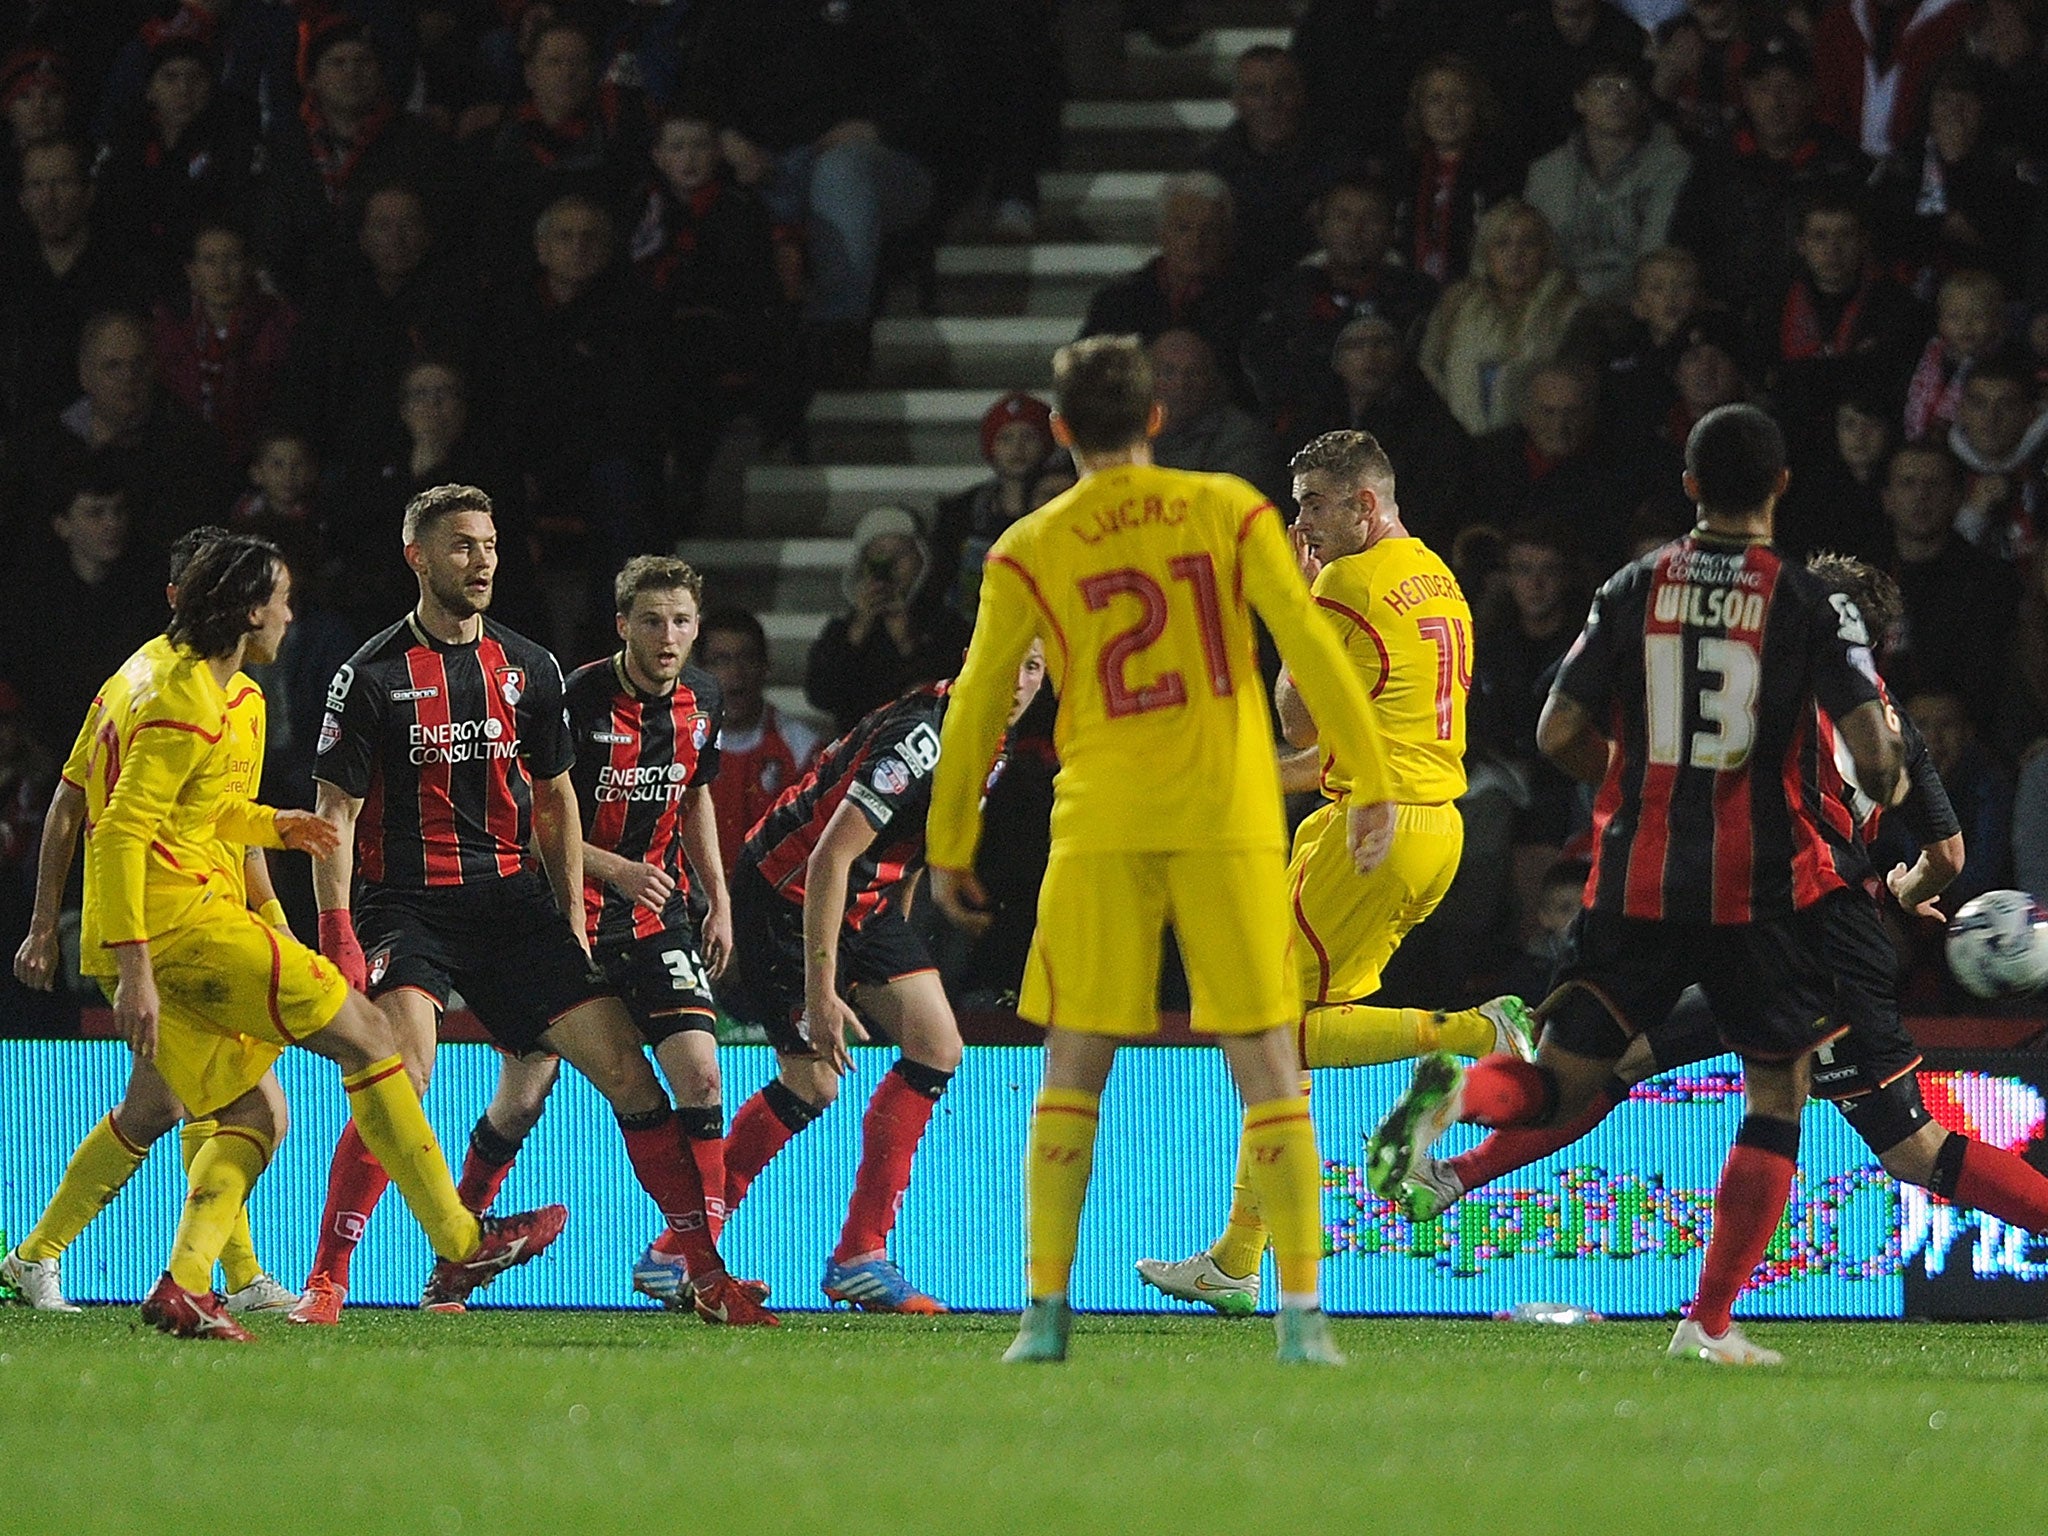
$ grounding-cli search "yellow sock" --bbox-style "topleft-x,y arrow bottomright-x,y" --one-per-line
1302,1004 -> 1494,1066
1025,1087 -> 1101,1301
1207,1134 -> 1268,1279
1239,1096 -> 1322,1299
181,1121 -> 263,1293
18,1113 -> 149,1261
167,1126 -> 271,1294
342,1056 -> 479,1263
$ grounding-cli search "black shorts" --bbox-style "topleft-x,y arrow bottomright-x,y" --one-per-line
357,871 -> 613,1054
726,864 -> 935,1056
1545,902 -> 1839,1063
1637,891 -> 1923,1099
596,928 -> 718,1046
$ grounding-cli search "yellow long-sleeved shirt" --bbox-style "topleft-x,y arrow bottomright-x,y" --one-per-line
928,464 -> 1388,869
75,638 -> 280,974
1309,537 -> 1471,806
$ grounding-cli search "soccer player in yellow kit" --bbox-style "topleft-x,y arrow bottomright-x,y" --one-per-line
928,337 -> 1396,1365
76,532 -> 565,1339
6,530 -> 299,1315
1137,430 -> 1534,1314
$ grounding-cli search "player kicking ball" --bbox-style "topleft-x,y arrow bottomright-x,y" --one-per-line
1135,431 -> 1532,1316
74,533 -> 566,1339
928,335 -> 1396,1365
715,647 -> 1045,1312
6,529 -> 300,1317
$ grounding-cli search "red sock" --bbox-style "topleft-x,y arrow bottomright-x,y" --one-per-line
620,1111 -> 723,1281
723,1088 -> 805,1215
1460,1057 -> 1556,1127
308,1122 -> 391,1288
1448,1080 -> 1623,1193
1954,1138 -> 2048,1229
455,1145 -> 515,1214
686,1134 -> 728,1239
832,1067 -> 940,1264
1689,1116 -> 1798,1336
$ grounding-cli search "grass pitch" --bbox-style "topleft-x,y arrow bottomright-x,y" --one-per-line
6,1309 -> 2048,1535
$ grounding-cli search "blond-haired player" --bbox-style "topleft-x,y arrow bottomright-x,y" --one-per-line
928,336 -> 1396,1365
1136,430 -> 1534,1314
76,532 -> 565,1339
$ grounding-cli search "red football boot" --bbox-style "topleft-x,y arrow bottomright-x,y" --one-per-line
420,1204 -> 568,1308
141,1275 -> 254,1342
693,1271 -> 780,1327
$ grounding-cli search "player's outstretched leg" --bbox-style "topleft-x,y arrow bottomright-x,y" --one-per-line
457,1053 -> 560,1215
1302,995 -> 1535,1070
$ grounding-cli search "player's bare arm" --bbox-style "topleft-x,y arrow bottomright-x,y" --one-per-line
802,799 -> 878,1074
13,779 -> 84,990
583,841 -> 676,913
1888,832 -> 1967,919
530,770 -> 592,954
1536,692 -> 1611,786
1273,667 -> 1317,749
1277,745 -> 1321,794
681,783 -> 733,977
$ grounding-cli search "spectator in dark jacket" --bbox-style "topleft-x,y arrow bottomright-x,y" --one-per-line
1779,382 -> 1898,561
1466,359 -> 1643,569
1199,46 -> 1350,286
806,505 -> 971,733
1244,177 -> 1438,430
1149,329 -> 1288,506
1670,31 -> 1869,325
1,138 -> 148,428
256,15 -> 459,299
1386,54 -> 1522,287
686,0 -> 942,375
1291,0 -> 1463,159
1080,172 -> 1262,404
151,220 -> 298,463
1487,0 -> 1649,163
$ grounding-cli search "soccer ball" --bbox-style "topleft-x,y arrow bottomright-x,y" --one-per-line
1945,891 -> 2048,999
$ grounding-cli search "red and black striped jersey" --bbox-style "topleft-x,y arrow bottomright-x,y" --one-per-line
740,681 -> 958,930
1555,534 -> 1883,924
315,613 -> 575,889
564,654 -> 723,948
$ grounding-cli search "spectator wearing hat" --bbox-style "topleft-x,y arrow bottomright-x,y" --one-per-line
1304,313 -> 1471,549
1,49 -> 71,168
1870,54 -> 2033,295
1670,30 -> 1869,324
805,505 -> 970,734
930,392 -> 1057,623
684,0 -> 944,383
1812,0 -> 1979,160
1523,54 -> 1692,305
629,108 -> 803,523
97,21 -> 260,294
1148,329 -> 1289,508
1081,172 -> 1263,406
1,137 -> 150,428
1486,0 -> 1649,164
151,218 -> 299,463
1243,178 -> 1438,431
256,14 -> 457,298
1385,54 -> 1523,289
1198,46 -> 1351,288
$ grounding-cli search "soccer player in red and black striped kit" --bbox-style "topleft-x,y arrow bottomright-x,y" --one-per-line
443,555 -> 751,1310
715,648 -> 1045,1312
1369,404 -> 1907,1365
293,484 -> 771,1326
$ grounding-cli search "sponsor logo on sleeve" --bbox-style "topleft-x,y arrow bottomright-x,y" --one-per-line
389,685 -> 440,702
325,663 -> 354,713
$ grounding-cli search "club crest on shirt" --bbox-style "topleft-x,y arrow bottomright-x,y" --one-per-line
368,948 -> 391,988
688,712 -> 711,751
495,666 -> 525,708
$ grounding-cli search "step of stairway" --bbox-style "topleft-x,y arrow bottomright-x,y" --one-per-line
678,537 -> 852,615
923,241 -> 1146,320
805,388 -> 1014,465
741,462 -> 988,535
869,316 -> 1074,389
1058,97 -> 1229,170
1036,170 -> 1172,242
1100,26 -> 1291,99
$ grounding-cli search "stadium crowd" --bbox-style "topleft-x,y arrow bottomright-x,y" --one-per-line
4,0 -> 2048,1030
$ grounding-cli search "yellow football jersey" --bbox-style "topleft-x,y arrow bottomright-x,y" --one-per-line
1310,537 -> 1470,805
929,464 -> 1388,864
76,639 -> 280,975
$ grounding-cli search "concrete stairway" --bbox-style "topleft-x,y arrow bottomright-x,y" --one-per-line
682,12 -> 1290,722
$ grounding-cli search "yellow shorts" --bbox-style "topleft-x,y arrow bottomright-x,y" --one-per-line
1288,800 -> 1463,1006
1020,845 -> 1295,1037
98,897 -> 350,1118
